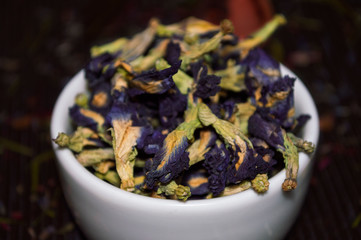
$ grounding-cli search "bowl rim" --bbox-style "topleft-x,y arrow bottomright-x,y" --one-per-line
50,64 -> 319,207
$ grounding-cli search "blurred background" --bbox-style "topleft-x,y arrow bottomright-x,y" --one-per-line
1,0 -> 361,239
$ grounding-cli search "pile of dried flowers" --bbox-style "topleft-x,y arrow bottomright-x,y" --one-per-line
54,15 -> 315,201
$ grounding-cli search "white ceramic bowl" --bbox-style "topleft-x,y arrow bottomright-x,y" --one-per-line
51,65 -> 319,240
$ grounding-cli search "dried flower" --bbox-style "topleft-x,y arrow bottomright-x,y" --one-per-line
182,168 -> 209,196
107,108 -> 144,192
251,174 -> 270,193
76,148 -> 114,166
156,181 -> 191,201
203,141 -> 230,196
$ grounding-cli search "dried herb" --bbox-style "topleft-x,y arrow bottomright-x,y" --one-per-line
54,15 -> 315,200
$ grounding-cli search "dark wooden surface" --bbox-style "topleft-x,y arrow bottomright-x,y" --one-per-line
1,0 -> 361,239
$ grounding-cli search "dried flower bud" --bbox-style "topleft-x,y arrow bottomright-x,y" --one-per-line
75,93 -> 89,108
281,130 -> 299,191
54,127 -> 100,153
157,181 -> 191,201
282,178 -> 297,191
251,174 -> 270,193
288,133 -> 315,154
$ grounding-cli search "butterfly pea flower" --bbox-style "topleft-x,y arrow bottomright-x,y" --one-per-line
76,148 -> 114,166
197,102 -> 252,152
281,131 -> 300,191
144,104 -> 202,189
120,18 -> 159,62
287,133 -> 315,154
251,138 -> 275,164
111,73 -> 129,104
243,51 -> 298,128
130,39 -> 170,72
230,101 -> 256,134
128,60 -> 181,96
88,82 -> 112,115
181,168 -> 209,196
248,113 -> 303,191
243,47 -> 281,92
187,129 -> 217,166
165,41 -> 181,67
248,112 -> 284,150
106,109 -> 145,192
215,59 -> 246,92
203,141 -> 231,196
158,87 -> 187,130
69,105 -> 105,132
54,127 -> 101,153
180,19 -> 234,68
156,181 -> 191,201
191,61 -> 221,100
85,52 -> 117,89
140,130 -> 166,155
261,75 -> 296,128
156,58 -> 193,95
251,174 -> 270,193
226,143 -> 275,184
144,131 -> 190,189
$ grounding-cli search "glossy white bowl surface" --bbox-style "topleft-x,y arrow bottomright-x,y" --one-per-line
51,65 -> 319,240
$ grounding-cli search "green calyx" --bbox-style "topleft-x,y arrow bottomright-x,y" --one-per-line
157,181 -> 191,201
251,174 -> 270,193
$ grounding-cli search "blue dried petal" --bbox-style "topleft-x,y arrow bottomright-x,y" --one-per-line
112,87 -> 128,104
226,144 -> 275,184
194,74 -> 221,99
191,61 -> 221,99
129,60 -> 181,96
158,88 -> 187,129
85,53 -> 117,89
267,75 -> 296,127
250,138 -> 276,164
292,114 -> 311,133
144,134 -> 189,189
203,143 -> 230,196
89,82 -> 112,115
142,130 -> 167,155
165,41 -> 181,66
69,105 -> 104,131
269,75 -> 295,94
182,168 -> 209,196
105,104 -> 132,127
222,100 -> 236,120
248,112 -> 284,150
136,126 -> 153,150
243,48 -> 281,85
